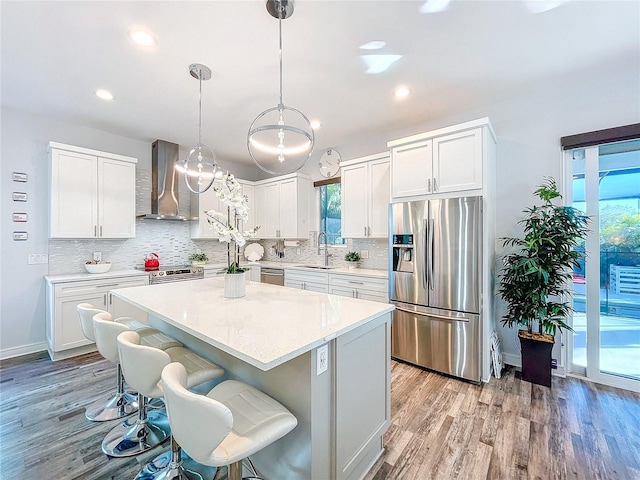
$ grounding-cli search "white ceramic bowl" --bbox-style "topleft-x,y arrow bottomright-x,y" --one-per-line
85,262 -> 112,274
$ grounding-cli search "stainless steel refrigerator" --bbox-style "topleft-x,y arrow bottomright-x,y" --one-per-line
389,197 -> 482,382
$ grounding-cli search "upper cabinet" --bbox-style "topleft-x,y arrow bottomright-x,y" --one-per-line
49,142 -> 137,239
388,118 -> 494,201
254,173 -> 312,239
341,152 -> 390,239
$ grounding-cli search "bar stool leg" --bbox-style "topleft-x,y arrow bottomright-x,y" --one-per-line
101,393 -> 171,457
135,436 -> 217,480
85,363 -> 138,421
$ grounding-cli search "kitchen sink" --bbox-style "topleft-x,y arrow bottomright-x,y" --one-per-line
298,264 -> 338,270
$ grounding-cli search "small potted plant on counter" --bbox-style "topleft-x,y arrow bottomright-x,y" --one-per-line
344,251 -> 362,269
188,252 -> 209,266
498,177 -> 589,387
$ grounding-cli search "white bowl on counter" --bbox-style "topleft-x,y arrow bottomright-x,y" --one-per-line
85,262 -> 112,274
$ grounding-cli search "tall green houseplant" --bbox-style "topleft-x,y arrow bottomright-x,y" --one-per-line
498,178 -> 589,386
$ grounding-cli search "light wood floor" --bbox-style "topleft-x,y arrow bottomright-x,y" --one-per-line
1,352 -> 639,480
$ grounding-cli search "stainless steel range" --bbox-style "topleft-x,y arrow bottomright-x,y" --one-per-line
146,265 -> 204,284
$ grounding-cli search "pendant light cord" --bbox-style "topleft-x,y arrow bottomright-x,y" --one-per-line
278,1 -> 283,107
198,69 -> 203,145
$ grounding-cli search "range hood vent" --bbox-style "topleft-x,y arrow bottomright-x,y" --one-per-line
140,140 -> 196,221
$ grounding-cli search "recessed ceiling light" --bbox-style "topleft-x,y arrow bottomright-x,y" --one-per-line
394,86 -> 411,98
420,0 -> 451,14
361,55 -> 402,74
95,89 -> 114,101
360,41 -> 386,50
310,120 -> 322,130
128,29 -> 157,47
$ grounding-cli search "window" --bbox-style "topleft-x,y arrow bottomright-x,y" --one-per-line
319,182 -> 346,245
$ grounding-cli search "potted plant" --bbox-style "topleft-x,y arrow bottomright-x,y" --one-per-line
188,252 -> 209,266
344,251 -> 361,269
205,173 -> 259,298
498,177 -> 589,387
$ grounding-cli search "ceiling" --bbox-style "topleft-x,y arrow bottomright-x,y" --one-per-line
2,1 -> 638,169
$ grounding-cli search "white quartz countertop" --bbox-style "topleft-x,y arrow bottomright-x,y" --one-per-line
45,269 -> 149,284
111,277 -> 394,371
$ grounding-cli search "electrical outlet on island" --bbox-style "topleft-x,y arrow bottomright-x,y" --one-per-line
317,344 -> 328,375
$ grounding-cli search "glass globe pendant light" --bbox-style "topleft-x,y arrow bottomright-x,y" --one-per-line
248,0 -> 315,175
175,63 -> 221,194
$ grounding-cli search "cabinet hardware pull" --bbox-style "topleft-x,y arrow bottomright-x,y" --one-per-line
347,280 -> 364,285
109,293 -> 112,305
103,293 -> 107,305
94,225 -> 97,237
352,290 -> 356,298
364,226 -> 367,237
97,283 -> 119,288
427,178 -> 431,193
433,178 -> 438,192
100,226 -> 103,237
368,226 -> 371,236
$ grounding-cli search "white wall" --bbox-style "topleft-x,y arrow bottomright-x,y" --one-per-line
2,57 -> 638,362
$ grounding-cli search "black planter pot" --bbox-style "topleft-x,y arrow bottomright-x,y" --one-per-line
518,331 -> 554,388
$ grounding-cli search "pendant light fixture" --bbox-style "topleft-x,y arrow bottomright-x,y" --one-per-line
248,0 -> 314,175
175,63 -> 221,194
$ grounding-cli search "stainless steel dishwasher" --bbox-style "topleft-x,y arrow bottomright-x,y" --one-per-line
260,267 -> 284,286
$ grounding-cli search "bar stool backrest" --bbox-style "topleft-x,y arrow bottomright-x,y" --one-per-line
161,362 -> 233,465
117,330 -> 171,399
77,303 -> 109,342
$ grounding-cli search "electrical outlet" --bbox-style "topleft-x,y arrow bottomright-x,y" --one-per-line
360,250 -> 369,259
317,344 -> 328,375
93,251 -> 102,261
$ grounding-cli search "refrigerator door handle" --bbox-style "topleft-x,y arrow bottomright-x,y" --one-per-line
428,218 -> 435,290
394,305 -> 471,323
423,222 -> 429,290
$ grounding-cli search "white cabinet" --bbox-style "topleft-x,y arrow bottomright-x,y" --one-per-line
45,274 -> 150,360
388,119 -> 489,200
248,265 -> 261,282
329,273 -> 388,303
254,173 -> 312,239
285,269 -> 329,293
49,142 -> 137,239
238,180 -> 258,234
341,152 -> 390,239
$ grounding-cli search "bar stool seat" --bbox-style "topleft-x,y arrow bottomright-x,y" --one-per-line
77,304 -> 181,422
101,331 -> 225,459
161,362 -> 298,480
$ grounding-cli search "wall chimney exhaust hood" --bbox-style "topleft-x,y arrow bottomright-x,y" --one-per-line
140,140 -> 197,221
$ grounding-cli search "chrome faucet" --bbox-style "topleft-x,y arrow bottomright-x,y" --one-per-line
317,231 -> 331,266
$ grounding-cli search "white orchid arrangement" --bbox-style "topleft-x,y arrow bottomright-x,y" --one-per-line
205,173 -> 259,273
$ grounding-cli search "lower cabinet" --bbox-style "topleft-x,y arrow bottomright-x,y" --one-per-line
329,274 -> 388,303
248,265 -> 261,282
285,270 -> 329,293
46,274 -> 149,360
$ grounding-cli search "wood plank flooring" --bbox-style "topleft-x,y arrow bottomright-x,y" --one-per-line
1,352 -> 639,479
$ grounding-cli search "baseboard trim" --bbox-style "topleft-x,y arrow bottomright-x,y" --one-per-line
503,352 -> 566,377
0,342 -> 48,361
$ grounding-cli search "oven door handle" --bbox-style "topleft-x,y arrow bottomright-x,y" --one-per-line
261,272 -> 284,276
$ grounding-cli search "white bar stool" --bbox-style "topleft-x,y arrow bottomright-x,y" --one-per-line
102,331 -> 225,460
161,362 -> 298,480
77,303 -> 180,422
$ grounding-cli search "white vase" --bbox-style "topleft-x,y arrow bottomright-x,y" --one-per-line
224,272 -> 246,298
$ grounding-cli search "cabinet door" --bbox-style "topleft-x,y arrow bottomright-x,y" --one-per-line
278,179 -> 298,238
98,158 -> 136,238
50,149 -> 98,238
54,291 -> 105,351
253,185 -> 266,239
240,183 -> 257,234
304,283 -> 329,294
263,183 -> 280,238
368,159 -> 390,238
355,290 -> 388,303
433,128 -> 482,193
285,279 -> 304,290
193,187 -> 221,239
391,140 -> 432,199
249,266 -> 261,282
341,162 -> 368,238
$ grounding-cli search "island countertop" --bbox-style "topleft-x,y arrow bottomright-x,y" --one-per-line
110,277 -> 394,371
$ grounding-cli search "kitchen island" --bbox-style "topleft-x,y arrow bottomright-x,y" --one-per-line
111,277 -> 394,480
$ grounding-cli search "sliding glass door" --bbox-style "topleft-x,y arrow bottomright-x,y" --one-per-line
566,140 -> 640,392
